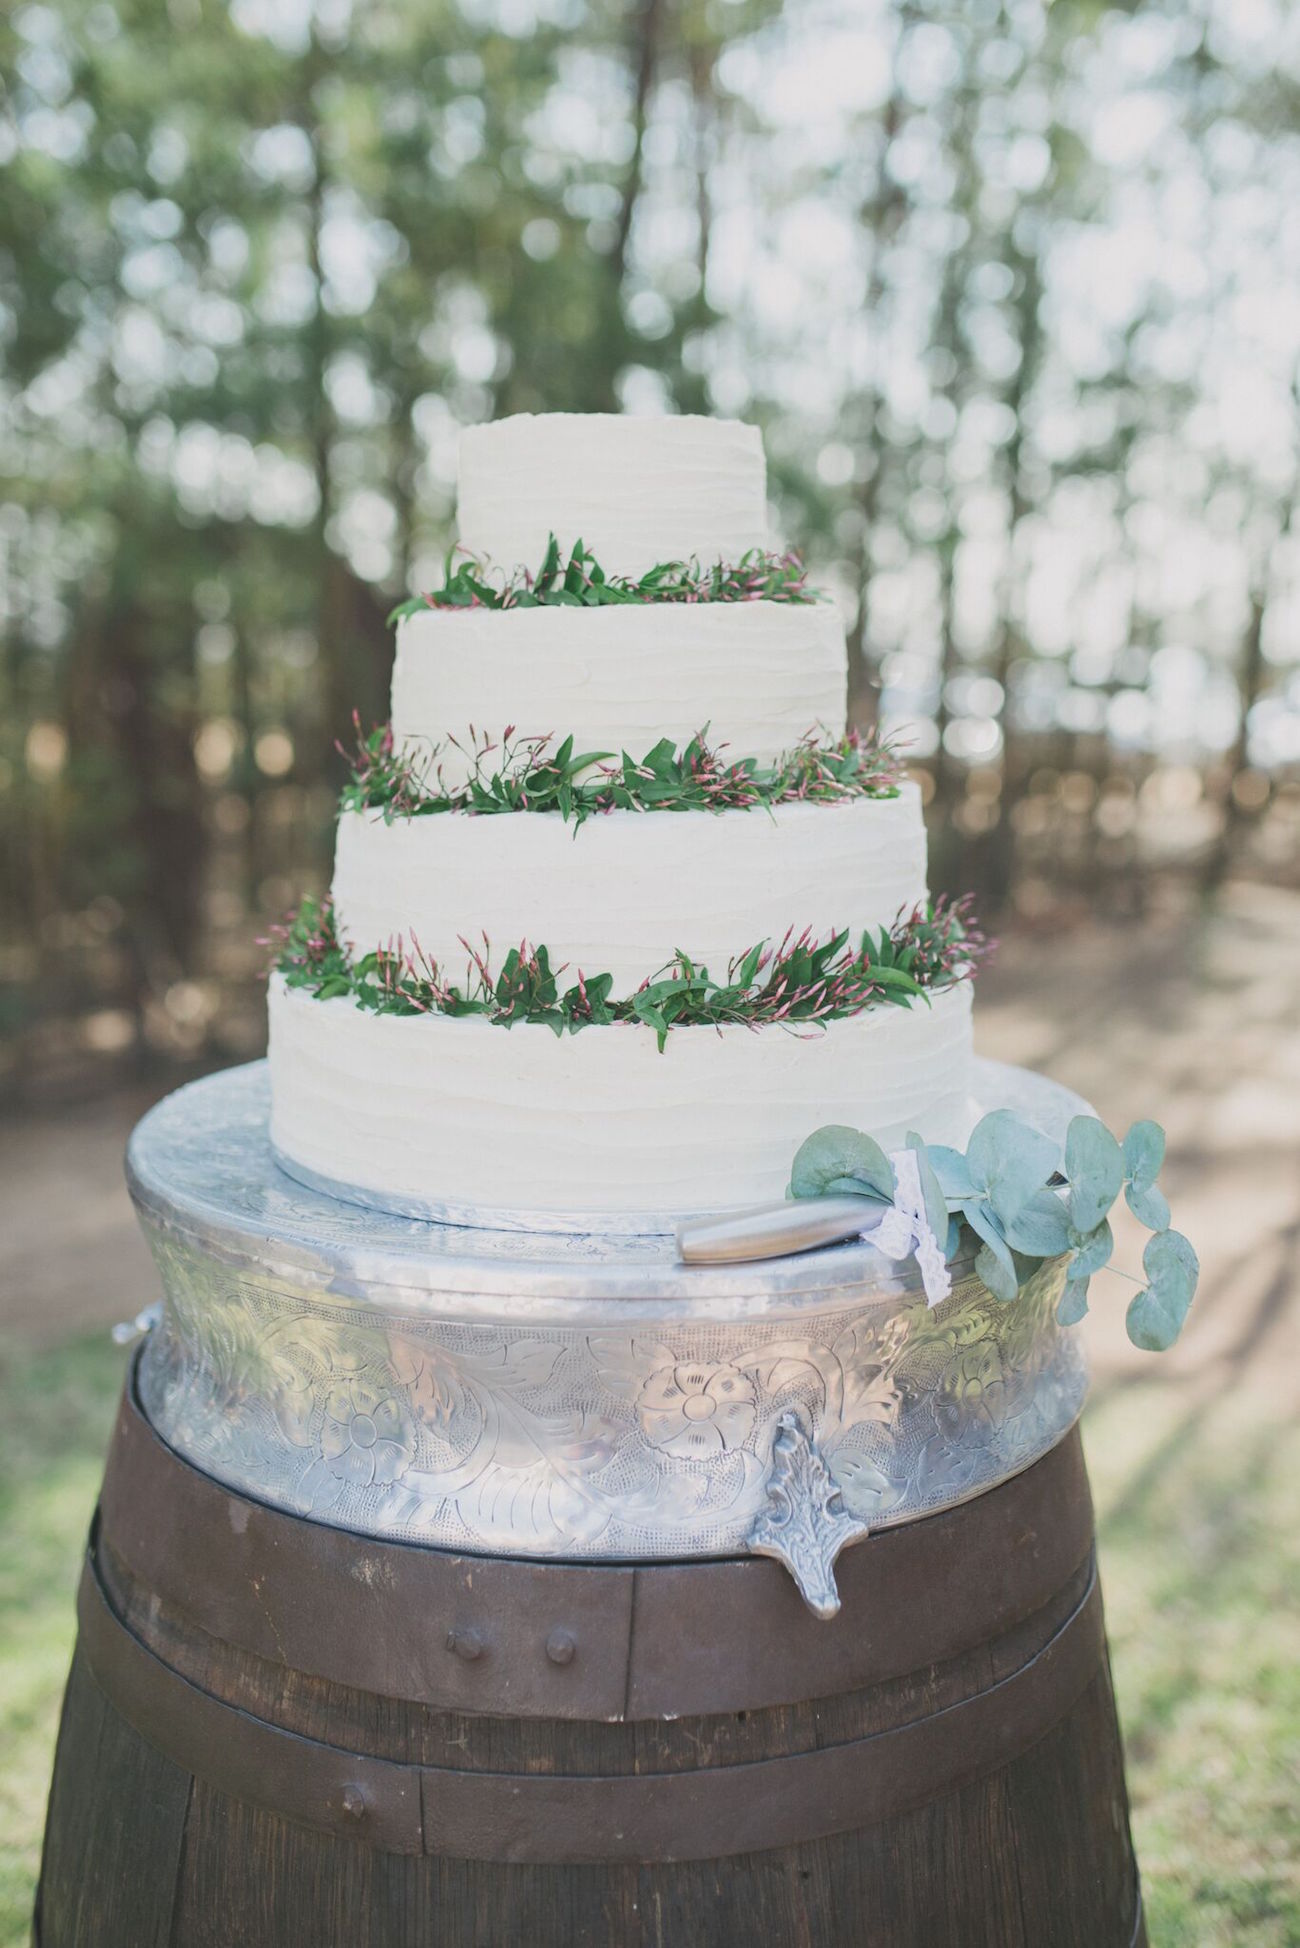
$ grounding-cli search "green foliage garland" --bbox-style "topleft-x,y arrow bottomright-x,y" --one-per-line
270,894 -> 988,1052
338,720 -> 904,826
387,535 -> 815,619
789,1111 -> 1198,1352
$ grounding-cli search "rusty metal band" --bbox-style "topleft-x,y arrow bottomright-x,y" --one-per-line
97,1372 -> 1096,1723
76,1539 -> 1104,1866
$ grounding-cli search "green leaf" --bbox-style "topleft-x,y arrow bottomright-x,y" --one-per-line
1123,1119 -> 1166,1192
386,596 -> 428,625
1125,1179 -> 1171,1230
733,940 -> 766,989
1000,1187 -> 1072,1257
975,1241 -> 1019,1304
1068,1219 -> 1113,1279
907,1133 -> 950,1244
1064,1116 -> 1125,1234
1009,1247 -> 1045,1290
925,1144 -> 976,1203
1126,1229 -> 1199,1351
965,1111 -> 1061,1230
1057,1278 -> 1090,1326
821,1178 -> 891,1206
961,1200 -> 1018,1302
863,965 -> 922,994
535,533 -> 561,592
790,1125 -> 895,1202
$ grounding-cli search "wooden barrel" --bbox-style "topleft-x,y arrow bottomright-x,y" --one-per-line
37,1375 -> 1145,1948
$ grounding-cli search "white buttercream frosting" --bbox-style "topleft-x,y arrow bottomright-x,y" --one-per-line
267,409 -> 982,1227
268,975 -> 976,1219
390,601 -> 848,792
331,787 -> 928,994
456,413 -> 768,578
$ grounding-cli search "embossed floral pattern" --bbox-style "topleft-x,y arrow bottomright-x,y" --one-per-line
934,1339 -> 1005,1442
636,1361 -> 758,1459
138,1182 -> 1087,1556
320,1377 -> 415,1487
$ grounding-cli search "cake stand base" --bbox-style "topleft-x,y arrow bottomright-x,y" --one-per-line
35,1372 -> 1145,1948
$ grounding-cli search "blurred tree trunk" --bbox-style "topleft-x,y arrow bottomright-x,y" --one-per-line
930,246 -> 967,833
613,0 -> 665,286
692,48 -> 713,301
303,31 -> 345,770
848,82 -> 907,731
584,0 -> 666,410
1202,588 -> 1268,897
63,562 -> 204,1029
1202,378 -> 1297,896
982,243 -> 1044,907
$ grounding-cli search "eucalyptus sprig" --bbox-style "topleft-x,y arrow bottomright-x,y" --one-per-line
337,718 -> 905,826
387,534 -> 816,621
789,1110 -> 1198,1352
272,896 -> 986,1051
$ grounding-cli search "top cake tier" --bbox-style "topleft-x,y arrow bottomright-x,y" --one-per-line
457,413 -> 768,577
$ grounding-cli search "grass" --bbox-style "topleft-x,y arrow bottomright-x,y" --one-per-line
0,1332 -> 123,1948
0,1332 -> 1297,1946
1085,1377 -> 1300,1947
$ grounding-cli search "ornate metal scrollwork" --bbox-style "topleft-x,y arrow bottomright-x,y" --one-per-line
747,1410 -> 872,1618
126,1065 -> 1091,1581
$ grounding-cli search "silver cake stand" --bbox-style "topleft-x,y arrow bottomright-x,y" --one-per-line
126,1060 -> 1090,1616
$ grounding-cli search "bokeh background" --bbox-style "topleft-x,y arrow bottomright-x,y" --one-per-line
2,1 -> 1298,1942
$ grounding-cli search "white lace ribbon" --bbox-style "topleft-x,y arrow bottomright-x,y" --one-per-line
859,1148 -> 952,1309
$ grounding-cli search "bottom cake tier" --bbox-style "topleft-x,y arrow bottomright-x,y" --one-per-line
267,973 -> 976,1227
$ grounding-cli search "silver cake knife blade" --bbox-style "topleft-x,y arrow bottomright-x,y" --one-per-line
676,1195 -> 876,1265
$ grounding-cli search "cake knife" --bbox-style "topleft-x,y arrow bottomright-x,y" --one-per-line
676,1195 -> 878,1265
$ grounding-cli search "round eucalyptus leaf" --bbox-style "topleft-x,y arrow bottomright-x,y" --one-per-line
1068,1218 -> 1113,1279
1009,1248 -> 1048,1289
1125,1179 -> 1171,1231
925,1144 -> 976,1203
1126,1229 -> 1199,1351
907,1133 -> 951,1244
790,1124 -> 895,1201
1064,1116 -> 1125,1234
975,1240 -> 1020,1304
1123,1119 -> 1166,1193
1001,1186 -> 1071,1258
962,1198 -> 1018,1302
1056,1278 -> 1090,1326
965,1111 -> 1061,1229
823,1177 -> 892,1209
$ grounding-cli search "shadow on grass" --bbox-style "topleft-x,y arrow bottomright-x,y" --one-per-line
1088,1198 -> 1300,1432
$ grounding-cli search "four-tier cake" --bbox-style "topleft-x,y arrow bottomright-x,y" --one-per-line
268,413 -> 983,1225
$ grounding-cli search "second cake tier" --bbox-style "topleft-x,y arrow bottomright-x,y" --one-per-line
390,600 -> 848,791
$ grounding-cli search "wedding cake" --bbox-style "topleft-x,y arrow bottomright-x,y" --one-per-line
268,413 -> 983,1223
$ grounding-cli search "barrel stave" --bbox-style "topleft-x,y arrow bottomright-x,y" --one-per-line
37,1651 -> 190,1948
